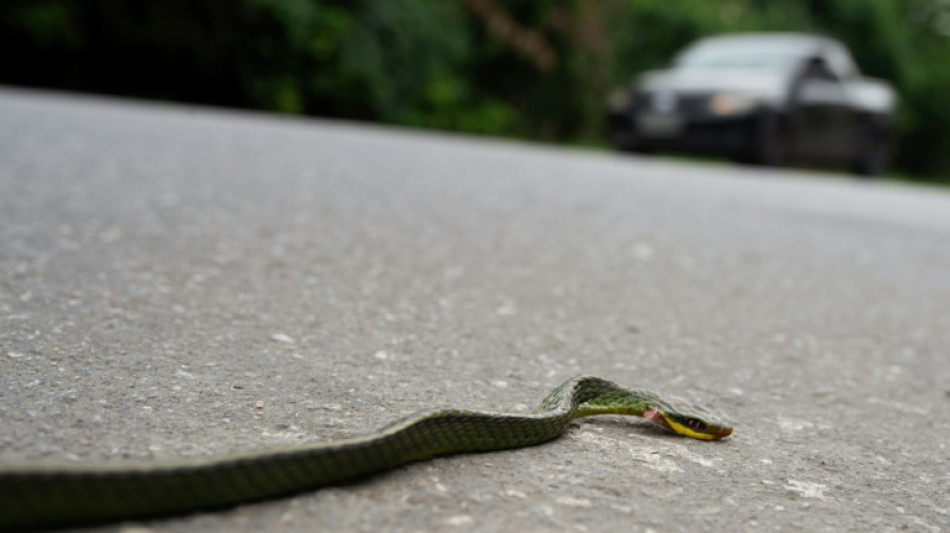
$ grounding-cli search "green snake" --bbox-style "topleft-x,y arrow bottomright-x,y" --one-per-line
0,376 -> 732,531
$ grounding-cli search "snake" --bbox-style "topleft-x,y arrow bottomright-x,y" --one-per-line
0,375 -> 732,531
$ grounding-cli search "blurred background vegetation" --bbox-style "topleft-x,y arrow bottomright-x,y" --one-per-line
1,0 -> 948,183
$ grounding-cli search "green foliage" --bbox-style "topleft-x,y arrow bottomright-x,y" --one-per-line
0,0 -> 948,181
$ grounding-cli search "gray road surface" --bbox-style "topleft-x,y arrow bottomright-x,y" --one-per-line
1,87 -> 948,532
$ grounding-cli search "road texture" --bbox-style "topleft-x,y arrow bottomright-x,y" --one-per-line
1,87 -> 948,532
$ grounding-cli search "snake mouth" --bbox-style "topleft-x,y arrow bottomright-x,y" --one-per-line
643,408 -> 733,439
642,408 -> 675,433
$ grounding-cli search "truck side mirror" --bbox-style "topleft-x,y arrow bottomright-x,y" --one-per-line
805,57 -> 837,82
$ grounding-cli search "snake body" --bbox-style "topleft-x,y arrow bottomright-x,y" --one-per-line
0,376 -> 732,531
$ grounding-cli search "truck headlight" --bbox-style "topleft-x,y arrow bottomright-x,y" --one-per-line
709,93 -> 761,116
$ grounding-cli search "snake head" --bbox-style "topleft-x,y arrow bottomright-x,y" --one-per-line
643,397 -> 733,440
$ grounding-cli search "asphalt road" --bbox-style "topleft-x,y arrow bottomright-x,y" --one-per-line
1,87 -> 948,532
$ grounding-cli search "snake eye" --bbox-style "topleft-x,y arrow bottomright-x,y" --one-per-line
686,419 -> 706,432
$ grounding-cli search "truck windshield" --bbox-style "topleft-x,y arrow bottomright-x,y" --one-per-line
675,45 -> 803,72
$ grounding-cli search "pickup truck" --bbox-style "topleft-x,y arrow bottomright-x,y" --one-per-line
607,33 -> 897,176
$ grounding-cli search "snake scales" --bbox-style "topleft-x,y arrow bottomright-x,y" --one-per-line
0,375 -> 732,531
